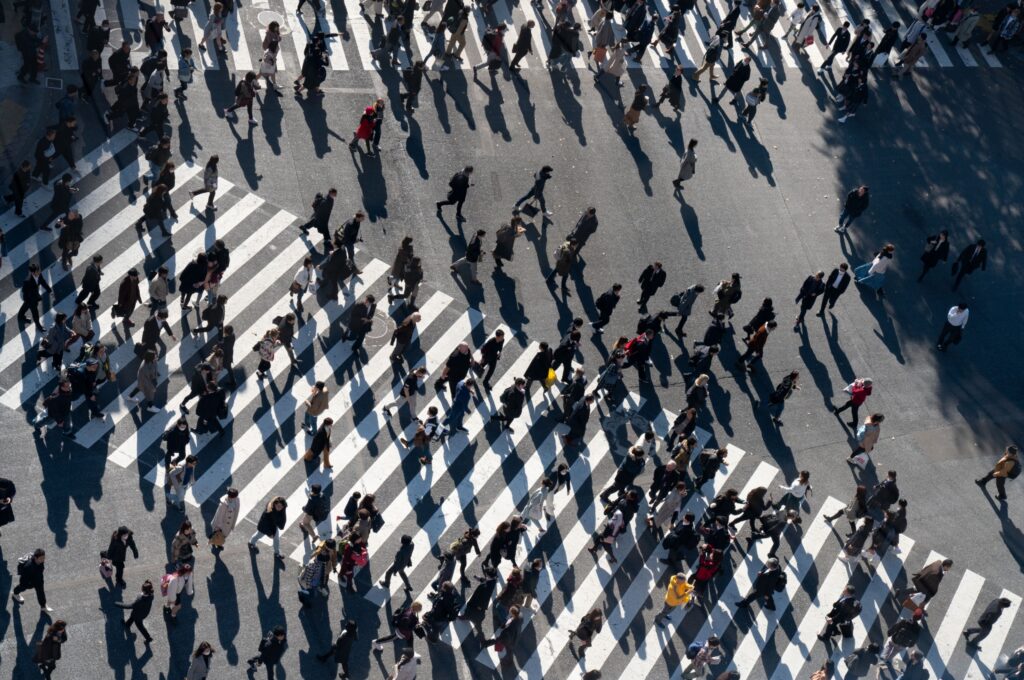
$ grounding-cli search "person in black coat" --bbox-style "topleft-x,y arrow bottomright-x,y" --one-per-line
592,284 -> 622,333
249,497 -> 288,560
551,330 -> 580,383
819,20 -> 851,71
917,231 -> 950,282
105,526 -> 139,587
299,188 -> 336,244
436,166 -> 474,220
13,548 -> 50,610
436,342 -> 473,396
341,295 -> 376,350
195,381 -> 226,436
318,619 -> 358,678
963,597 -> 1013,647
560,367 -> 587,422
0,478 -> 15,536
637,261 -> 667,311
834,185 -> 870,233
523,342 -> 554,393
118,580 -> 155,644
818,264 -> 851,314
870,21 -> 901,64
563,394 -> 594,446
952,239 -> 987,291
713,56 -> 752,105
568,207 -> 599,253
458,568 -> 498,632
818,584 -> 861,641
490,379 -> 527,433
476,330 -> 504,389
379,534 -> 415,591
5,160 -> 32,217
248,626 -> 287,678
734,558 -> 784,610
18,263 -> 53,330
867,471 -> 900,510
793,271 -> 826,329
33,129 -> 58,185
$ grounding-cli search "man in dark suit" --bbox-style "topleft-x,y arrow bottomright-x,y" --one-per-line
818,585 -> 861,641
637,261 -> 667,311
476,329 -> 505,390
911,557 -> 953,603
436,166 -> 474,221
963,597 -> 1013,647
794,271 -> 825,330
18,263 -> 53,330
76,255 -> 104,308
342,295 -> 376,351
591,284 -> 622,333
952,239 -> 987,291
818,263 -> 851,315
299,188 -> 337,245
735,558 -> 785,611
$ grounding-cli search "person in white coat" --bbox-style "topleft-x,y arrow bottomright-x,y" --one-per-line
291,256 -> 317,314
523,476 -> 556,533
794,5 -> 822,49
209,488 -> 239,549
782,1 -> 807,42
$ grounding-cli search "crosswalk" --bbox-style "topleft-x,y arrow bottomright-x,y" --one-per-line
1,140 -> 1021,679
47,0 -> 1004,79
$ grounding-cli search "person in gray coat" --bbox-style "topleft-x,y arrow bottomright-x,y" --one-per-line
672,139 -> 699,190
740,0 -> 782,47
483,606 -> 521,660
128,350 -> 161,412
671,283 -> 705,336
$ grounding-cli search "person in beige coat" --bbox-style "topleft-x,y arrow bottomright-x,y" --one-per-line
303,381 -> 330,434
128,350 -> 161,413
210,488 -> 239,549
893,35 -> 927,77
975,445 -> 1018,501
951,8 -> 981,46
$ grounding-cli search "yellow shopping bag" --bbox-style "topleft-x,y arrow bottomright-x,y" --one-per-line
544,368 -> 557,389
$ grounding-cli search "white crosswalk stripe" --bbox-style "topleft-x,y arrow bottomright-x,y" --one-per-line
4,139 -> 1021,680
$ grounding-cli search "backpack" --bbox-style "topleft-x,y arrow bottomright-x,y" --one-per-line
1009,458 -> 1022,480
17,553 -> 33,575
449,537 -> 465,555
312,192 -> 324,211
160,572 -> 173,596
686,640 -> 704,660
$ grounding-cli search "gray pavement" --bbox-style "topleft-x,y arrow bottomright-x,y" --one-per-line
1,0 -> 1023,677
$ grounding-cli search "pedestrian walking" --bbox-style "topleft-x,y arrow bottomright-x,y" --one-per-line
794,271 -> 826,330
714,57 -> 752,105
18,263 -> 52,331
975,445 -> 1018,502
117,580 -> 155,644
764,370 -> 800,425
815,263 -> 851,314
740,78 -> 768,124
736,320 -> 778,373
735,558 -> 786,611
188,155 -> 219,212
892,34 -> 927,78
849,413 -> 884,464
910,557 -> 952,602
739,0 -> 782,47
620,85 -> 649,132
304,419 -> 334,469
372,601 -> 422,651
317,619 -> 358,678
436,166 -> 473,220
13,548 -> 52,611
833,186 -> 870,233
208,487 -> 239,550
854,244 -> 895,299
691,30 -> 724,82
166,455 -> 198,509
567,609 -> 603,655
249,496 -> 288,560
951,238 -> 987,290
378,534 -> 415,591
963,597 -> 1014,647
247,626 -> 287,679
934,301 -> 971,352
951,7 -> 981,46
34,620 -> 67,679
184,642 -> 213,679
917,231 -> 950,281
681,636 -> 724,678
653,571 -> 694,625
105,525 -> 139,587
637,262 -> 667,312
881,613 -> 923,664
833,377 -> 872,425
819,20 -> 851,72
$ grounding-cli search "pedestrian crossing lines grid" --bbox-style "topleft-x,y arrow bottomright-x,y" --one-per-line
2,144 -> 1023,680
45,0 -> 1005,81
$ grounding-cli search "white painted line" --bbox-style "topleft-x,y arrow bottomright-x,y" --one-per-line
727,497 -> 849,677
0,158 -> 192,367
79,201 -> 307,450
921,569 -> 984,679
831,541 -> 918,676
0,130 -> 139,263
0,178 -> 236,409
964,589 -> 1021,679
319,8 -> 350,70
48,0 -> 80,71
346,12 -> 380,70
280,0 -> 311,71
594,461 -> 780,678
975,42 -> 1002,68
409,9 -> 436,63
510,443 -> 750,678
224,294 -> 457,520
952,42 -> 978,67
291,327 -> 529,566
224,9 -> 254,72
104,233 -> 377,463
466,405 -> 642,655
526,3 -> 554,71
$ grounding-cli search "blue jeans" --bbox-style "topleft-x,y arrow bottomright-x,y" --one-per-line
304,412 -> 317,432
838,209 -> 857,229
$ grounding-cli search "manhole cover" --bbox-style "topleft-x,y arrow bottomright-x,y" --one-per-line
364,308 -> 393,341
258,10 -> 287,30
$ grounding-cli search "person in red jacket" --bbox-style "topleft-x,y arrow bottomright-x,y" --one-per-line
833,377 -> 872,426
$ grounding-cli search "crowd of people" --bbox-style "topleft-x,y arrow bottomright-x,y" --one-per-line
1,0 -> 1022,676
